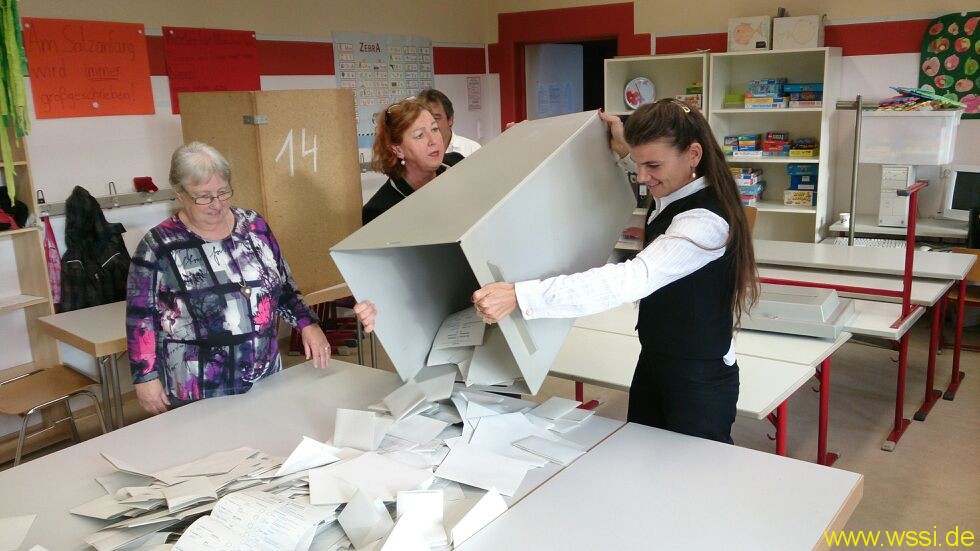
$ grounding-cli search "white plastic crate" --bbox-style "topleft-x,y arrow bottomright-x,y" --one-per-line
859,110 -> 962,165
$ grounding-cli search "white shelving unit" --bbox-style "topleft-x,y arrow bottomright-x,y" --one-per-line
708,47 -> 841,243
604,53 -> 709,116
0,128 -> 59,382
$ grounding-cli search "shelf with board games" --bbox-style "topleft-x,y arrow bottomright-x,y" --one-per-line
727,155 -> 819,164
712,107 -> 824,114
708,47 -> 841,243
753,201 -> 817,214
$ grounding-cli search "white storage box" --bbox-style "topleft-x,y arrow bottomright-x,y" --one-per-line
773,15 -> 825,50
331,111 -> 635,395
740,284 -> 855,339
859,110 -> 962,165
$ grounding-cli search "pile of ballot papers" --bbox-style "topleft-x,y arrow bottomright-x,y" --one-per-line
425,307 -> 523,389
67,384 -> 594,551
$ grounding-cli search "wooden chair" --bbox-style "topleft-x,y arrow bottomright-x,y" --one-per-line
0,365 -> 107,465
744,205 -> 758,234
940,247 -> 980,352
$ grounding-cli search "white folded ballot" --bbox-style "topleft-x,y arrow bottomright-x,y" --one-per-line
512,435 -> 585,466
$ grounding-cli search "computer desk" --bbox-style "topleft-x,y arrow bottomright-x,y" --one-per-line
459,422 -> 863,551
550,304 -> 853,465
0,360 -> 624,550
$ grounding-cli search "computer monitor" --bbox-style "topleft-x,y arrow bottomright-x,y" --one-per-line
942,164 -> 980,222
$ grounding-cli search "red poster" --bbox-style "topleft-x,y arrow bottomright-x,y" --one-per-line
162,27 -> 260,114
22,18 -> 155,119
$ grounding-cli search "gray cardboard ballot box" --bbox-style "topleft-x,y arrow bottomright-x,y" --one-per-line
740,283 -> 855,339
330,111 -> 635,395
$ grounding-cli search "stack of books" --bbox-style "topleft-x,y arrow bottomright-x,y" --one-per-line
785,83 -> 823,108
744,78 -> 788,109
784,164 -> 818,206
732,167 -> 765,206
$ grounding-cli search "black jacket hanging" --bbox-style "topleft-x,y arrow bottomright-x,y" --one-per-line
60,186 -> 131,311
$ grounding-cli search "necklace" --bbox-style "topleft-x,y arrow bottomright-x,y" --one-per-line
189,210 -> 250,298
224,233 -> 252,298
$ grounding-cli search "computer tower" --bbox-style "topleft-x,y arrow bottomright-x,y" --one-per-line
878,165 -> 915,227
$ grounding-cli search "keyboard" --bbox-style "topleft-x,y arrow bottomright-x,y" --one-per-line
829,237 -> 907,248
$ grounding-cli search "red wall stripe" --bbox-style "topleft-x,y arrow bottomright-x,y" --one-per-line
433,46 -> 486,74
147,37 -> 482,77
656,33 -> 727,55
824,19 -> 929,56
655,19 -> 930,56
258,41 -> 333,75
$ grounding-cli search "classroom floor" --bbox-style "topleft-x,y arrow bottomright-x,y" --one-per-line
4,320 -> 977,546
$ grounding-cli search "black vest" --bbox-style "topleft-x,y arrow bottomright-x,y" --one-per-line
637,186 -> 735,359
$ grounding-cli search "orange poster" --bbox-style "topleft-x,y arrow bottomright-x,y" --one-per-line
23,18 -> 155,118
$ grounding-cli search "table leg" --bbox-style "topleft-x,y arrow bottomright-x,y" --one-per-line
817,359 -> 838,466
110,353 -> 125,428
914,305 -> 942,421
944,279 -> 967,401
766,402 -> 787,456
882,334 -> 911,451
573,382 -> 600,410
356,320 -> 365,367
98,356 -> 115,431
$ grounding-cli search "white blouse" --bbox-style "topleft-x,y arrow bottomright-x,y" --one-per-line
514,172 -> 737,364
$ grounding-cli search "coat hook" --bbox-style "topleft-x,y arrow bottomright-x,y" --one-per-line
36,190 -> 49,217
108,181 -> 119,208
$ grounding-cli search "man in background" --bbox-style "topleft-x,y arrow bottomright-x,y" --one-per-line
418,88 -> 481,157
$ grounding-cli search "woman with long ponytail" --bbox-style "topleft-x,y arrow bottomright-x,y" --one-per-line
471,99 -> 758,444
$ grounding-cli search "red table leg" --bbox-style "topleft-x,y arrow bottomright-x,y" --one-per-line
574,381 -> 600,410
767,402 -> 787,456
914,305 -> 943,421
883,334 -> 912,451
945,279 -> 967,400
817,359 -> 838,466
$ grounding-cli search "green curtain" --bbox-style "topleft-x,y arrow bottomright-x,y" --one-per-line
0,0 -> 29,202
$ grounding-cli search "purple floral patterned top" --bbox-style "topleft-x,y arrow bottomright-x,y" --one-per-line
126,207 -> 317,402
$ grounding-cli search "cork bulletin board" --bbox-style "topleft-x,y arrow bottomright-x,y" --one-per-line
180,89 -> 362,298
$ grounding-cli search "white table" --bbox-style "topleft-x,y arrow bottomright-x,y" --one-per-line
551,305 -> 852,463
0,360 -> 623,550
827,213 -> 968,239
36,301 -> 127,430
460,423 -> 864,551
758,266 -> 953,306
754,240 -> 976,448
753,239 -> 974,280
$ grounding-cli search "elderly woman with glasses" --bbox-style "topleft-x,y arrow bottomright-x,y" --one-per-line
361,97 -> 465,225
125,142 -> 332,415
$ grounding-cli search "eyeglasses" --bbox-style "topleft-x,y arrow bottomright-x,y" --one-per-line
384,96 -> 418,125
188,189 -> 234,205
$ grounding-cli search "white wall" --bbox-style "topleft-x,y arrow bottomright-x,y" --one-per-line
525,44 -> 583,120
832,53 -> 980,221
